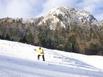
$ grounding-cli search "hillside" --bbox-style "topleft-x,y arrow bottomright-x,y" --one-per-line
0,7 -> 103,55
0,39 -> 103,77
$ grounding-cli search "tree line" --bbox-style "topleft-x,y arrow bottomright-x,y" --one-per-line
0,17 -> 103,55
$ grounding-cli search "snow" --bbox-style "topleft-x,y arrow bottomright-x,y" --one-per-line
0,39 -> 103,77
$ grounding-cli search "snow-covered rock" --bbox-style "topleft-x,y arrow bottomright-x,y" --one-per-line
39,6 -> 97,30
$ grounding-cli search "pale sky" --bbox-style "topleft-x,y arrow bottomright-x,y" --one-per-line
0,0 -> 103,20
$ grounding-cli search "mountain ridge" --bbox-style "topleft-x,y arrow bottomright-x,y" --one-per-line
38,6 -> 97,30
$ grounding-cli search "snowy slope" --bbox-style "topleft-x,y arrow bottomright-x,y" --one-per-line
0,39 -> 103,77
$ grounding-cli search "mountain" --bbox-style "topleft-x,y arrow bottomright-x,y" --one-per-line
38,6 -> 97,30
38,7 -> 102,55
0,39 -> 103,77
0,6 -> 103,55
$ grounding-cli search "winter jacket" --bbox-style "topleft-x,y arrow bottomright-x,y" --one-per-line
36,47 -> 44,55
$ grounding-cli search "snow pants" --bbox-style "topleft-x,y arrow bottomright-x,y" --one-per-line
37,55 -> 45,61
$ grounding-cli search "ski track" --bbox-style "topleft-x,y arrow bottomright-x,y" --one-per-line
0,55 -> 103,77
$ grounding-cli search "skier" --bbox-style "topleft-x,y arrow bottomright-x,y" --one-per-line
35,47 -> 45,61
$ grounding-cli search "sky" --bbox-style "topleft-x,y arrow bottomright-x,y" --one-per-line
0,0 -> 103,20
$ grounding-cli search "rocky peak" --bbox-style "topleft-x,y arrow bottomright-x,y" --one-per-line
39,6 -> 97,30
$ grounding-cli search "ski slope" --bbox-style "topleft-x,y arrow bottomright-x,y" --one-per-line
0,39 -> 103,77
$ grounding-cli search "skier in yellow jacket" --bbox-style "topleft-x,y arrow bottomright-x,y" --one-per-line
35,47 -> 45,61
